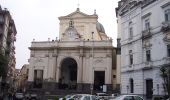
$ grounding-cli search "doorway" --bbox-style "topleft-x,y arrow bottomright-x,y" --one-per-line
33,70 -> 43,88
146,79 -> 153,99
59,57 -> 77,90
94,71 -> 105,91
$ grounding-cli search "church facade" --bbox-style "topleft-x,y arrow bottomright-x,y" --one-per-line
27,8 -> 117,94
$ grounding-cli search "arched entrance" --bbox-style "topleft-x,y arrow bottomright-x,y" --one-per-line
59,57 -> 77,90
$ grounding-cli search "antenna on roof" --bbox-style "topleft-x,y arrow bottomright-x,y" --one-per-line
94,9 -> 96,15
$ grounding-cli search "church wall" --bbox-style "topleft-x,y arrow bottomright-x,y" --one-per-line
28,41 -> 115,94
27,8 -> 116,93
59,18 -> 100,41
28,50 -> 49,81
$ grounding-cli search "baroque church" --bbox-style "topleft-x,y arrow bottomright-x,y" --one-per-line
27,8 -> 117,94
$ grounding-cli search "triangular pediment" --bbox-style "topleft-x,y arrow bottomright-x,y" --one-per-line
59,8 -> 97,19
67,11 -> 90,17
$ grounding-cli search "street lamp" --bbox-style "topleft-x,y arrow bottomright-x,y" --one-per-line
127,85 -> 129,94
157,84 -> 159,96
0,77 -> 2,92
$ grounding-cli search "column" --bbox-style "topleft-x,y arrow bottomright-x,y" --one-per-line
77,50 -> 83,91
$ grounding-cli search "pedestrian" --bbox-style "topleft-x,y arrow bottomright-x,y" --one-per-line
13,92 -> 16,100
9,92 -> 12,100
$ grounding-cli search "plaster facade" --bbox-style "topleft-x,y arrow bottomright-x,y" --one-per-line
0,6 -> 17,93
27,8 -> 117,94
116,0 -> 170,98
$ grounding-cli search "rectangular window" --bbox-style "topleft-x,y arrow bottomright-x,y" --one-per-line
146,50 -> 151,61
129,27 -> 133,39
167,45 -> 170,57
129,22 -> 133,39
165,9 -> 170,21
34,70 -> 43,88
145,19 -> 150,30
34,70 -> 43,79
129,50 -> 133,65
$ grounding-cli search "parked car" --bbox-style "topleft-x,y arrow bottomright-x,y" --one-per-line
110,95 -> 144,100
59,94 -> 76,100
15,93 -> 24,100
73,94 -> 97,100
25,93 -> 38,100
111,93 -> 119,97
96,93 -> 109,100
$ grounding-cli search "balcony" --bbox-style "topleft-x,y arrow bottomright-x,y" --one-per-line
0,16 -> 4,25
164,57 -> 170,65
161,21 -> 170,32
9,20 -> 14,26
142,61 -> 153,70
5,46 -> 11,54
7,36 -> 12,43
0,27 -> 3,35
142,28 -> 152,39
126,64 -> 134,72
8,26 -> 13,33
142,0 -> 156,8
0,41 -> 2,48
14,36 -> 16,41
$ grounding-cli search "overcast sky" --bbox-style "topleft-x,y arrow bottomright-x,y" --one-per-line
0,0 -> 119,69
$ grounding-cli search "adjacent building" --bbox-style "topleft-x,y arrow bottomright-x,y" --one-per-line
13,64 -> 29,93
27,8 -> 117,95
0,6 -> 17,93
18,64 -> 29,92
14,69 -> 20,92
116,0 -> 170,99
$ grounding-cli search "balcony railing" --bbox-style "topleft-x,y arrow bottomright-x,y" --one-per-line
164,57 -> 170,64
161,21 -> 170,32
0,16 -> 4,24
126,64 -> 134,72
142,28 -> 152,39
7,36 -> 12,43
8,26 -> 13,33
142,61 -> 153,70
142,0 -> 156,8
0,41 -> 2,48
5,46 -> 11,54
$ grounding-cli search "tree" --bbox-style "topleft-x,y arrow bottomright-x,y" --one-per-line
160,66 -> 170,97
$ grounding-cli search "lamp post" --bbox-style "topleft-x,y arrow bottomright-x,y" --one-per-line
127,85 -> 129,94
157,84 -> 159,96
0,77 -> 1,93
90,32 -> 94,95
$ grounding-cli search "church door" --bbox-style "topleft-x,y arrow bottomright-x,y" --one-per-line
59,58 -> 77,90
94,71 -> 105,91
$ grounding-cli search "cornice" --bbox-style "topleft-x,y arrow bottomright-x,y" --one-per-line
116,0 -> 142,17
161,1 -> 170,8
29,46 -> 115,51
58,9 -> 98,20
